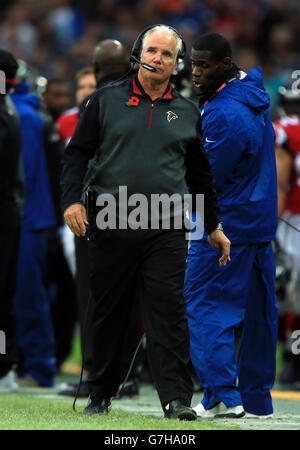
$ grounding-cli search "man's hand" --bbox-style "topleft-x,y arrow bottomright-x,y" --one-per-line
208,230 -> 231,266
64,203 -> 89,237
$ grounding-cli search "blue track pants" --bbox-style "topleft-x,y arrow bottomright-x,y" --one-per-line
184,241 -> 278,415
14,230 -> 56,386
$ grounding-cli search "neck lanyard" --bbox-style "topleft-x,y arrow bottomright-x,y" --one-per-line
203,72 -> 241,107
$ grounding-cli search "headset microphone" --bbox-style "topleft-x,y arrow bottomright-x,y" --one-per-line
129,55 -> 157,72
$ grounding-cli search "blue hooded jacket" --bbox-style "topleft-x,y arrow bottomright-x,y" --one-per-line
199,66 -> 278,244
11,81 -> 55,231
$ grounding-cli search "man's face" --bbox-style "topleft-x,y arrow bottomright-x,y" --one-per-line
76,74 -> 96,105
43,82 -> 71,118
139,30 -> 178,84
190,49 -> 225,95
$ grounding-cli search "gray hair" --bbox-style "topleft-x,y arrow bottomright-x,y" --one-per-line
142,25 -> 183,61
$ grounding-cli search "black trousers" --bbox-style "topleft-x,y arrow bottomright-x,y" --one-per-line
0,227 -> 20,378
87,226 -> 193,407
75,235 -> 94,373
75,234 -> 144,378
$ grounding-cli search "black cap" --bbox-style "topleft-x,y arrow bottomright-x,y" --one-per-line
0,49 -> 18,94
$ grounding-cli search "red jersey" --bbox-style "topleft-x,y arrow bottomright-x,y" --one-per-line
274,115 -> 300,215
56,106 -> 79,146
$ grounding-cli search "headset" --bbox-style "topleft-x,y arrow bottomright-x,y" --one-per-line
129,24 -> 186,72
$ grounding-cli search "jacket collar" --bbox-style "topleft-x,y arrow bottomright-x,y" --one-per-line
132,76 -> 175,101
198,64 -> 240,107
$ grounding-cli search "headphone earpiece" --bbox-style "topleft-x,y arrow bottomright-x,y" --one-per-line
130,24 -> 186,64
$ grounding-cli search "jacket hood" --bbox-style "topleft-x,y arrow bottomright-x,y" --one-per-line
218,66 -> 270,113
12,80 -> 41,110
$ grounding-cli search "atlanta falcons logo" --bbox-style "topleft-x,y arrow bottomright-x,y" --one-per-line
166,111 -> 178,122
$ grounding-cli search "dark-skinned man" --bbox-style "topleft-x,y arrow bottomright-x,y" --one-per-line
184,33 -> 278,419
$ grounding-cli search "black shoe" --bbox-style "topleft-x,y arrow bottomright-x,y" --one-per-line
164,400 -> 197,421
84,396 -> 111,415
58,381 -> 89,398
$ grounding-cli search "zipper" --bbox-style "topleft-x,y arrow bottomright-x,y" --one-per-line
148,98 -> 161,129
148,103 -> 154,129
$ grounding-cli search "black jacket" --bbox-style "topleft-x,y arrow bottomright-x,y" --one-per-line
0,96 -> 24,229
61,76 -> 220,234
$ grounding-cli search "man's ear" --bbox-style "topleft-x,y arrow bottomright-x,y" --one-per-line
221,56 -> 233,71
172,59 -> 179,75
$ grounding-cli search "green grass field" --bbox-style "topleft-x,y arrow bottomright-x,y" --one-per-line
0,332 -> 283,431
0,394 -> 240,430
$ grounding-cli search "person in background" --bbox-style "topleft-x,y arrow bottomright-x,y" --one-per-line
57,67 -> 96,147
41,78 -> 78,372
0,50 -> 24,392
185,33 -> 278,418
273,84 -> 300,385
43,79 -> 72,123
56,66 -> 96,398
11,61 -> 57,387
91,39 -> 129,90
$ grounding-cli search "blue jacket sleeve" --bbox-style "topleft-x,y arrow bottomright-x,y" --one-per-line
203,109 -> 248,192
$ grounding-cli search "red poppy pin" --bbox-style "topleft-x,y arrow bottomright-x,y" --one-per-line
126,96 -> 140,107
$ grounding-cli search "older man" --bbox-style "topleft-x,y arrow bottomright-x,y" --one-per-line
61,25 -> 230,419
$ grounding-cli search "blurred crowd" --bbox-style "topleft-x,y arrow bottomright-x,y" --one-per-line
1,0 -> 300,116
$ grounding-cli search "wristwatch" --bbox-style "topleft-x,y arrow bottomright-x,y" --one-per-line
214,222 -> 223,232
